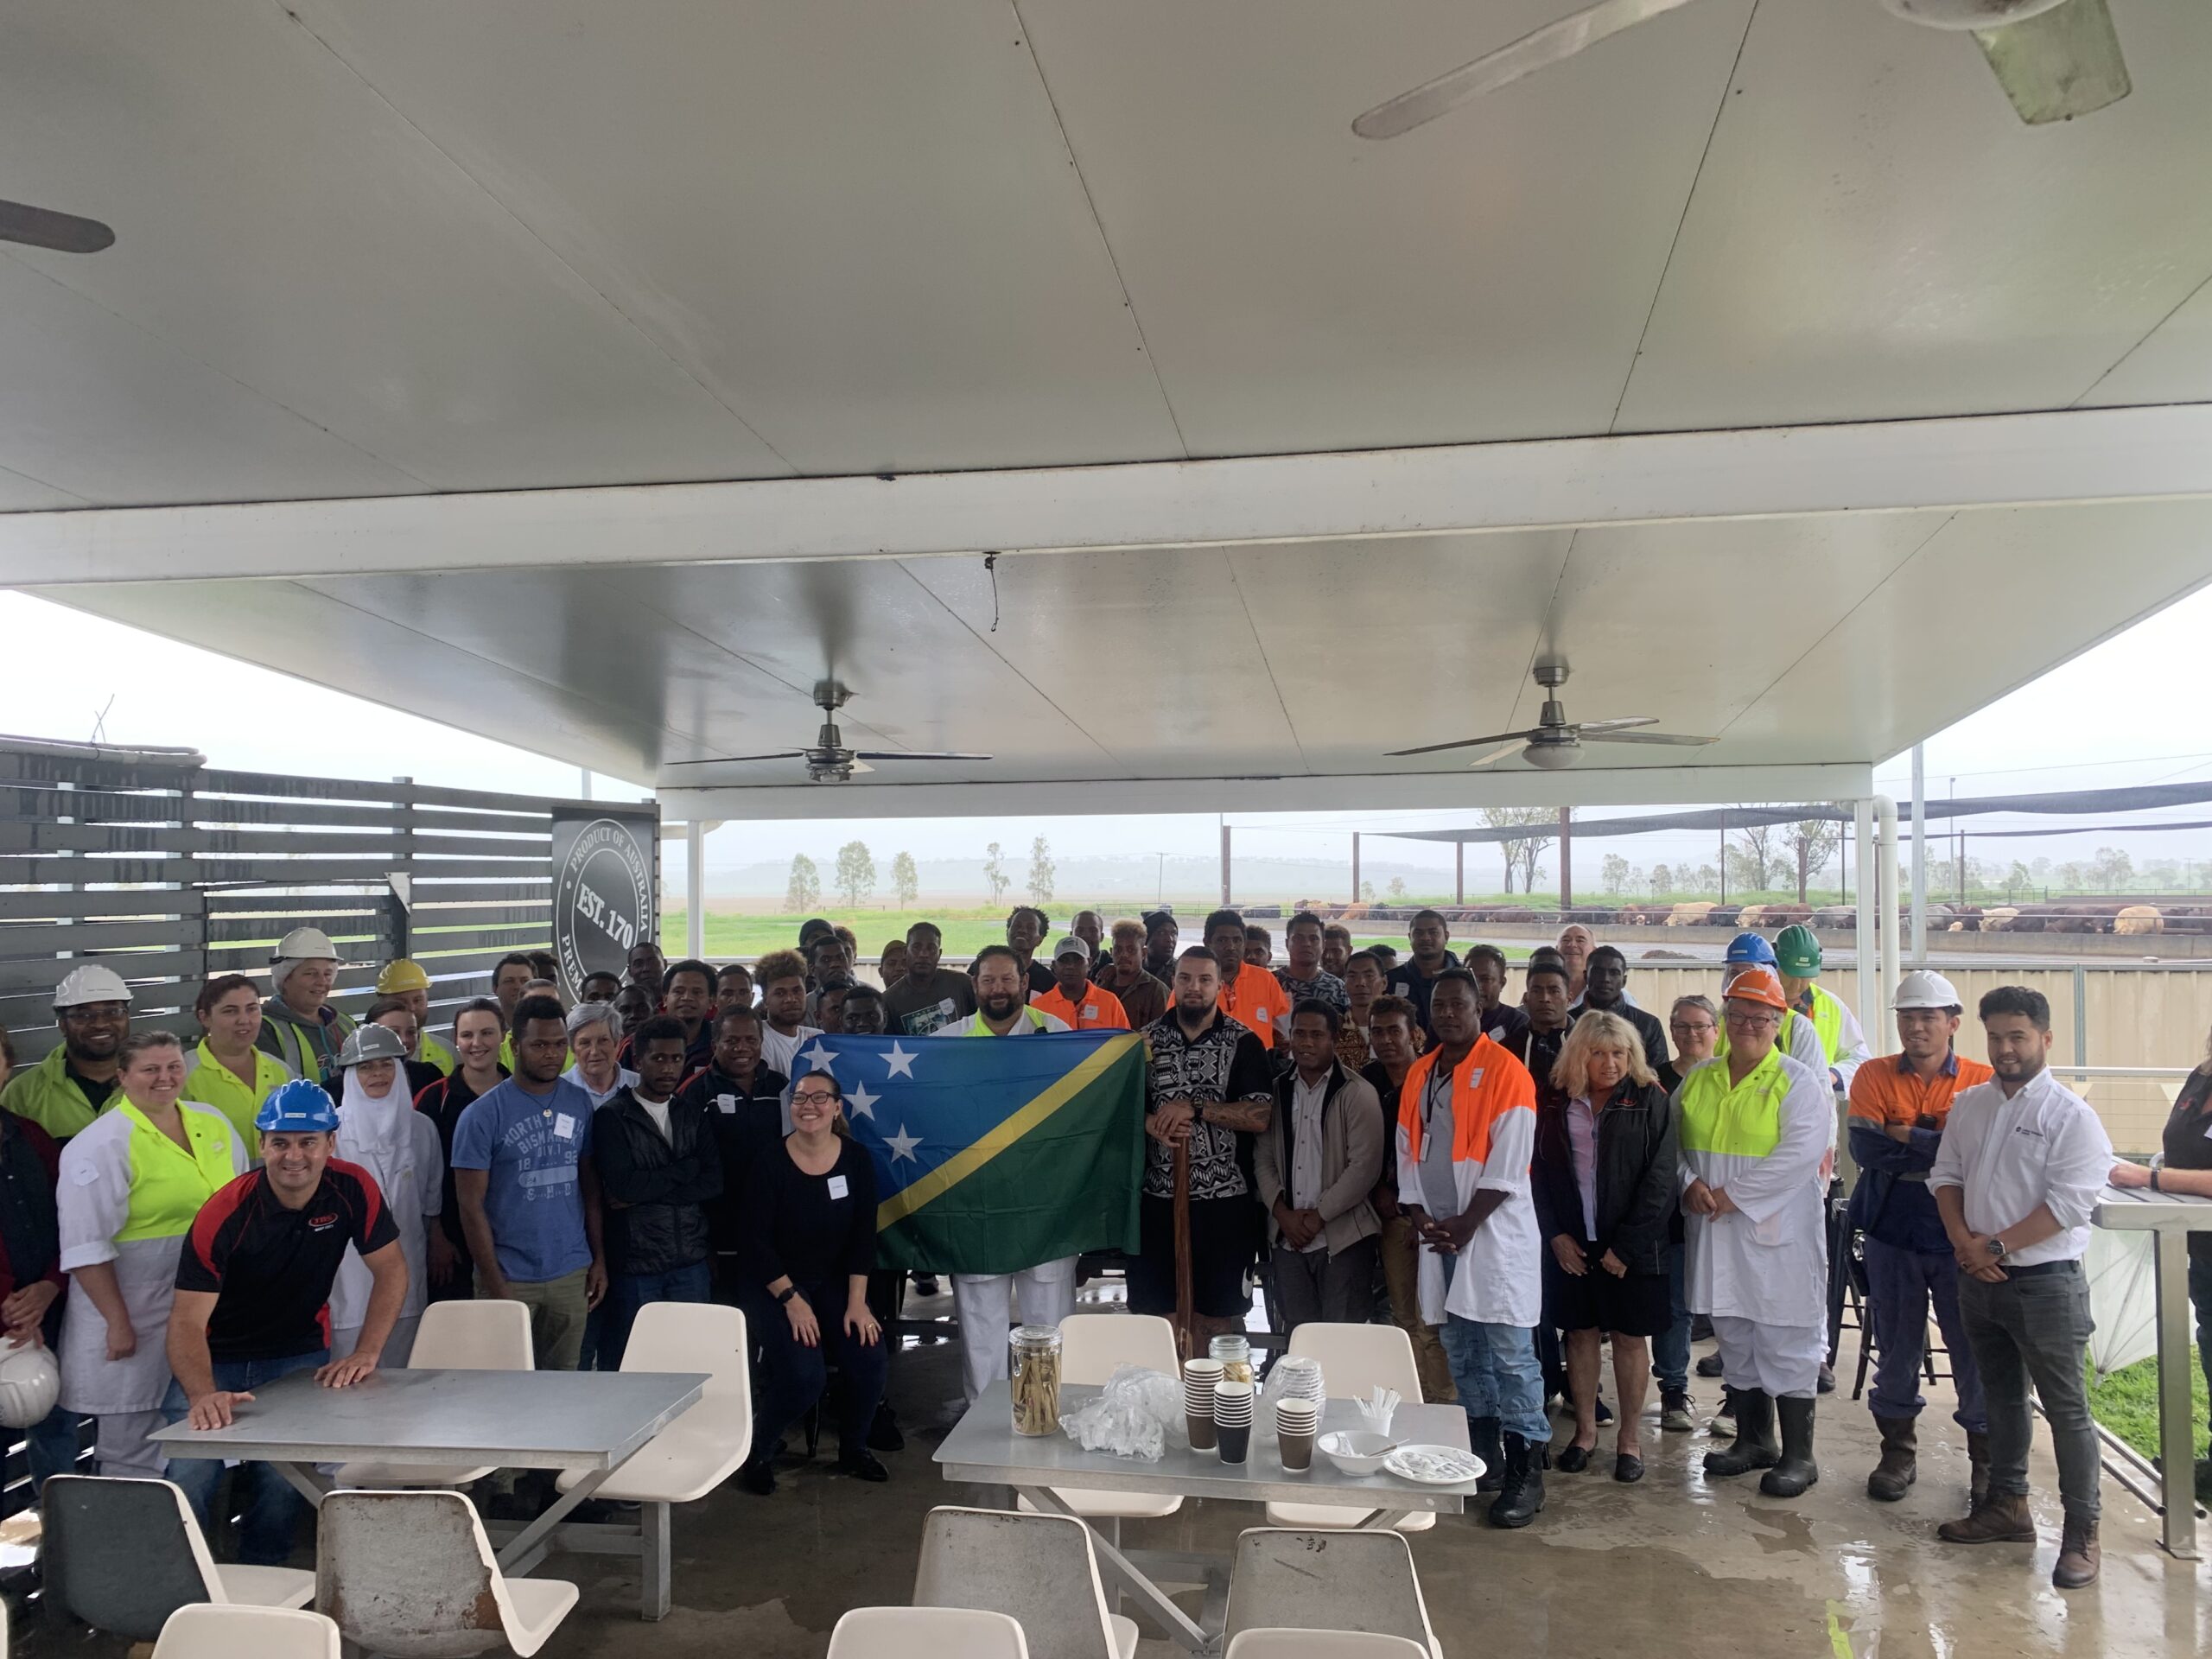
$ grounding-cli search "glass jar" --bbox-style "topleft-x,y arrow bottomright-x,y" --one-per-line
1209,1333 -> 1254,1386
1009,1325 -> 1063,1437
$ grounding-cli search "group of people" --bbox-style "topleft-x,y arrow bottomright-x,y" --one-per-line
0,900 -> 2201,1594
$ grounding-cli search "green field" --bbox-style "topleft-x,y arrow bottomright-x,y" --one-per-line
2087,1353 -> 2210,1465
660,905 -> 1535,963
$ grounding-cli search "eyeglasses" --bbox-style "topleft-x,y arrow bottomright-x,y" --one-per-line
791,1090 -> 839,1106
1722,1008 -> 1780,1029
1669,1020 -> 1716,1037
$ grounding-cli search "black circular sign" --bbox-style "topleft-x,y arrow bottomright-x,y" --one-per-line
553,817 -> 654,999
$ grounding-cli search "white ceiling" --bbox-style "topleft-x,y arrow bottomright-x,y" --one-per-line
7,0 -> 2212,806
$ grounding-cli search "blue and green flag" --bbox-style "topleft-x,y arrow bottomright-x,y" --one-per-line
793,1031 -> 1145,1274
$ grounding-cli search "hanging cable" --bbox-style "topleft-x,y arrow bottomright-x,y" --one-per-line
983,552 -> 1001,632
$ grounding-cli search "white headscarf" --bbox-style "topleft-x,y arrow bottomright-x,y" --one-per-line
337,1061 -> 412,1174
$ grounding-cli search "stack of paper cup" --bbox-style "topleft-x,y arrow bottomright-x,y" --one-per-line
1184,1358 -> 1223,1451
1274,1396 -> 1319,1471
1213,1378 -> 1255,1465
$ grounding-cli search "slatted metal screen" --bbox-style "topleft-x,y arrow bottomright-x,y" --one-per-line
0,742 -> 659,1064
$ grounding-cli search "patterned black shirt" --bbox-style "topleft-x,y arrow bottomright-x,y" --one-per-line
1141,1009 -> 1274,1201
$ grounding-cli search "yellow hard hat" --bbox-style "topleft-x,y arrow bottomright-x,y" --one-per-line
375,957 -> 431,995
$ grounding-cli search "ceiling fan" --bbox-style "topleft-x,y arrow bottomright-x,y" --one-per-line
1385,658 -> 1716,771
1353,0 -> 2130,138
0,199 -> 114,253
661,680 -> 991,784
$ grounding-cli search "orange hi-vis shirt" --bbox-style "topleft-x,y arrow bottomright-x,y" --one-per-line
1030,982 -> 1130,1032
1218,962 -> 1291,1049
1847,1049 -> 1993,1131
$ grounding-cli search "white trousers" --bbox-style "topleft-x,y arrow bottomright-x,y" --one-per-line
96,1408 -> 168,1481
330,1314 -> 419,1370
952,1257 -> 1078,1402
1713,1314 -> 1826,1401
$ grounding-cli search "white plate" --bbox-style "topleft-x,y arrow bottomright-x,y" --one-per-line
1383,1444 -> 1485,1485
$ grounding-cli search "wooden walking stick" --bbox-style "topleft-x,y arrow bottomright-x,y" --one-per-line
1173,1139 -> 1194,1362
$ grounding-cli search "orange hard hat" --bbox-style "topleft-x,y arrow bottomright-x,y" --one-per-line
1723,965 -> 1789,1012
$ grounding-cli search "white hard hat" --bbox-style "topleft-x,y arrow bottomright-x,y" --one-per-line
1892,969 -> 1964,1012
272,926 -> 345,964
53,963 -> 133,1008
0,1340 -> 60,1429
336,1023 -> 407,1068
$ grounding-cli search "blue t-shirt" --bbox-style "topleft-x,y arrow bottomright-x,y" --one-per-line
450,1076 -> 595,1284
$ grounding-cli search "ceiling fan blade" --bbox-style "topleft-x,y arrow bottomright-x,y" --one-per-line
848,751 -> 995,762
844,759 -> 875,776
1572,716 -> 1661,734
660,751 -> 808,767
0,200 -> 116,253
1465,741 -> 1527,769
1384,728 -> 1539,758
1974,0 -> 2130,124
1352,0 -> 1704,138
1579,729 -> 1717,747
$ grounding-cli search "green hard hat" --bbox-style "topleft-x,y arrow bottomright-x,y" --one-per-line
1774,924 -> 1821,977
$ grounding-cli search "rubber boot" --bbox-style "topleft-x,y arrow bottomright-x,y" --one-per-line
2052,1516 -> 2100,1589
1937,1491 -> 2036,1544
1761,1396 -> 1820,1497
1966,1430 -> 1991,1507
1488,1433 -> 1547,1529
1866,1414 -> 1916,1502
1702,1388 -> 1778,1478
1468,1416 -> 1504,1495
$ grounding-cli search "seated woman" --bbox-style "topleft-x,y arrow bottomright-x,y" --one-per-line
736,1072 -> 888,1495
1535,1009 -> 1679,1483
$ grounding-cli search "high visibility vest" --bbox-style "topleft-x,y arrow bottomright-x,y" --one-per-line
0,1046 -> 113,1141
1395,1035 -> 1533,1167
1715,1007 -> 1808,1065
1677,1047 -> 1791,1160
1801,986 -> 1847,1064
258,1002 -> 355,1085
180,1039 -> 293,1160
418,1032 -> 458,1076
113,1101 -> 240,1243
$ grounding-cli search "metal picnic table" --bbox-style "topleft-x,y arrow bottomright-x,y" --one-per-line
150,1366 -> 706,1618
937,1381 -> 1480,1655
2091,1183 -> 2212,1560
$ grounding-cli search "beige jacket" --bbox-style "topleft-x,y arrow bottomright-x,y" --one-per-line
1255,1063 -> 1384,1258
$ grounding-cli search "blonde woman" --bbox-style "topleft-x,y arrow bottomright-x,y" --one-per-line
1534,1010 -> 1679,1483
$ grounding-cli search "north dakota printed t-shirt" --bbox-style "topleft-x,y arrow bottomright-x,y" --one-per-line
450,1075 -> 596,1284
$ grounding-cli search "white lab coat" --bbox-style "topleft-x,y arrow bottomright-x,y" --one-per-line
1395,1099 -> 1541,1331
1680,1051 -> 1831,1330
328,1068 -> 442,1339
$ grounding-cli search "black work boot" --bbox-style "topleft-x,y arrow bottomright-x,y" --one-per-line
1702,1388 -> 1778,1478
1468,1415 -> 1504,1494
1488,1433 -> 1547,1528
1761,1395 -> 1820,1497
1966,1430 -> 1992,1508
2052,1515 -> 2100,1588
1866,1414 -> 1916,1501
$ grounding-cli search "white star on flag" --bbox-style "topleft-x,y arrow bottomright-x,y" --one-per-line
886,1123 -> 922,1163
798,1042 -> 836,1075
883,1041 -> 918,1079
845,1081 -> 880,1120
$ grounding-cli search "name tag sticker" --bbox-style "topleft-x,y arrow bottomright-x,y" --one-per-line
716,1094 -> 737,1115
73,1164 -> 100,1186
1081,1007 -> 1098,1022
554,1114 -> 576,1140
827,1174 -> 849,1200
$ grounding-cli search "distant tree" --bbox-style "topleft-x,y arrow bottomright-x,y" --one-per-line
2005,861 -> 2033,902
1726,843 -> 1768,896
1694,862 -> 1721,895
784,853 -> 821,913
1481,807 -> 1557,897
1027,836 -> 1057,906
982,842 -> 1010,903
1387,875 -> 1408,901
2089,846 -> 2134,893
834,840 -> 875,906
1732,820 -> 1779,892
1650,862 -> 1673,898
891,850 -> 919,908
1359,880 -> 1376,902
1781,817 -> 1843,904
1602,854 -> 1631,896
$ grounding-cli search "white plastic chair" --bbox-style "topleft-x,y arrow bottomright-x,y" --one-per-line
914,1506 -> 1138,1659
315,1489 -> 576,1658
1224,1530 -> 1440,1659
1264,1324 -> 1432,1532
42,1475 -> 315,1640
555,1300 -> 751,1501
334,1299 -> 535,1487
1016,1313 -> 1183,1529
1225,1631 -> 1431,1659
829,1605 -> 1030,1657
155,1604 -> 343,1659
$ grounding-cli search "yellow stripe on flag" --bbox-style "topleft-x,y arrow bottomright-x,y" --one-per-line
875,1033 -> 1141,1231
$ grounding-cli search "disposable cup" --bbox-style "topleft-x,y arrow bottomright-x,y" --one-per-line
1278,1424 -> 1315,1471
1217,1421 -> 1251,1465
1186,1406 -> 1218,1450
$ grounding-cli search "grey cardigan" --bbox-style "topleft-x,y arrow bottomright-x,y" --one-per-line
1255,1062 -> 1385,1257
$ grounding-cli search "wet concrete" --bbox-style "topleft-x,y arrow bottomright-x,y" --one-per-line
15,1299 -> 2209,1659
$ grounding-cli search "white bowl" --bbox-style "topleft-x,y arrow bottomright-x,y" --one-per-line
1318,1430 -> 1394,1476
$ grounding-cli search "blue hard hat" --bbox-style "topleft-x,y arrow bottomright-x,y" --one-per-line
255,1078 -> 340,1135
1724,931 -> 1777,967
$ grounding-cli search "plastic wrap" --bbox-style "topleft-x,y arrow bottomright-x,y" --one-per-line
1060,1363 -> 1185,1460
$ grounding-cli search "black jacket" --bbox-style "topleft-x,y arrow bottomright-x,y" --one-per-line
592,1087 -> 723,1275
676,1065 -> 790,1250
1531,1078 -> 1678,1277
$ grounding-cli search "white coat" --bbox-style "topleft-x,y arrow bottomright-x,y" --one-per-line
1680,1050 -> 1831,1329
328,1068 -> 442,1336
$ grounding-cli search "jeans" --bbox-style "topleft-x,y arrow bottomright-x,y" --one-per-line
1864,1236 -> 1986,1431
600,1261 -> 714,1370
1651,1239 -> 1691,1395
23,1401 -> 84,1493
162,1349 -> 326,1565
1438,1254 -> 1548,1443
1958,1262 -> 2099,1522
747,1281 -> 890,1458
1271,1237 -> 1380,1332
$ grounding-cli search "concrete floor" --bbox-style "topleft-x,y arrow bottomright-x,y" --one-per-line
13,1304 -> 2209,1659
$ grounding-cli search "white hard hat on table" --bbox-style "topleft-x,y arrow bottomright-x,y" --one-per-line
1891,969 -> 1963,1011
53,963 -> 133,1008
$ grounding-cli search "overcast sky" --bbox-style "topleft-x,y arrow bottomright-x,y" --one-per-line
6,580 -> 2209,893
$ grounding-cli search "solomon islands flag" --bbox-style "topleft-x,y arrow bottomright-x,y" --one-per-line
790,1031 -> 1145,1274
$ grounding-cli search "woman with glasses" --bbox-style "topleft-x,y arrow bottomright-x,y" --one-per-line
1652,995 -> 1721,1429
735,1072 -> 888,1496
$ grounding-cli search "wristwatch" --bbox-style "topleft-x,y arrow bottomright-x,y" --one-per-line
776,1286 -> 799,1305
1986,1236 -> 2008,1261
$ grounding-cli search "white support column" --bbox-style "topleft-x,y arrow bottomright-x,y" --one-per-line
1910,745 -> 1927,963
1876,795 -> 1899,1047
685,822 -> 707,960
1853,799 -> 1877,1039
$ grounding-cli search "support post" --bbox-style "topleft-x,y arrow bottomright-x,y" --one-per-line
1876,795 -> 1899,1042
1455,842 -> 1464,906
1172,1142 -> 1194,1362
685,822 -> 706,960
1558,806 -> 1573,909
1351,833 -> 1361,904
1220,823 -> 1232,907
1910,745 -> 1928,963
1853,800 -> 1876,1039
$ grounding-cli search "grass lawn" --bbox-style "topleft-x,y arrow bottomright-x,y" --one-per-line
661,906 -> 1535,963
2088,1352 -> 2209,1464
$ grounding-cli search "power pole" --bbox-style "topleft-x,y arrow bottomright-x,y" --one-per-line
1219,822 -> 1232,907
1351,833 -> 1361,904
1558,806 -> 1573,909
